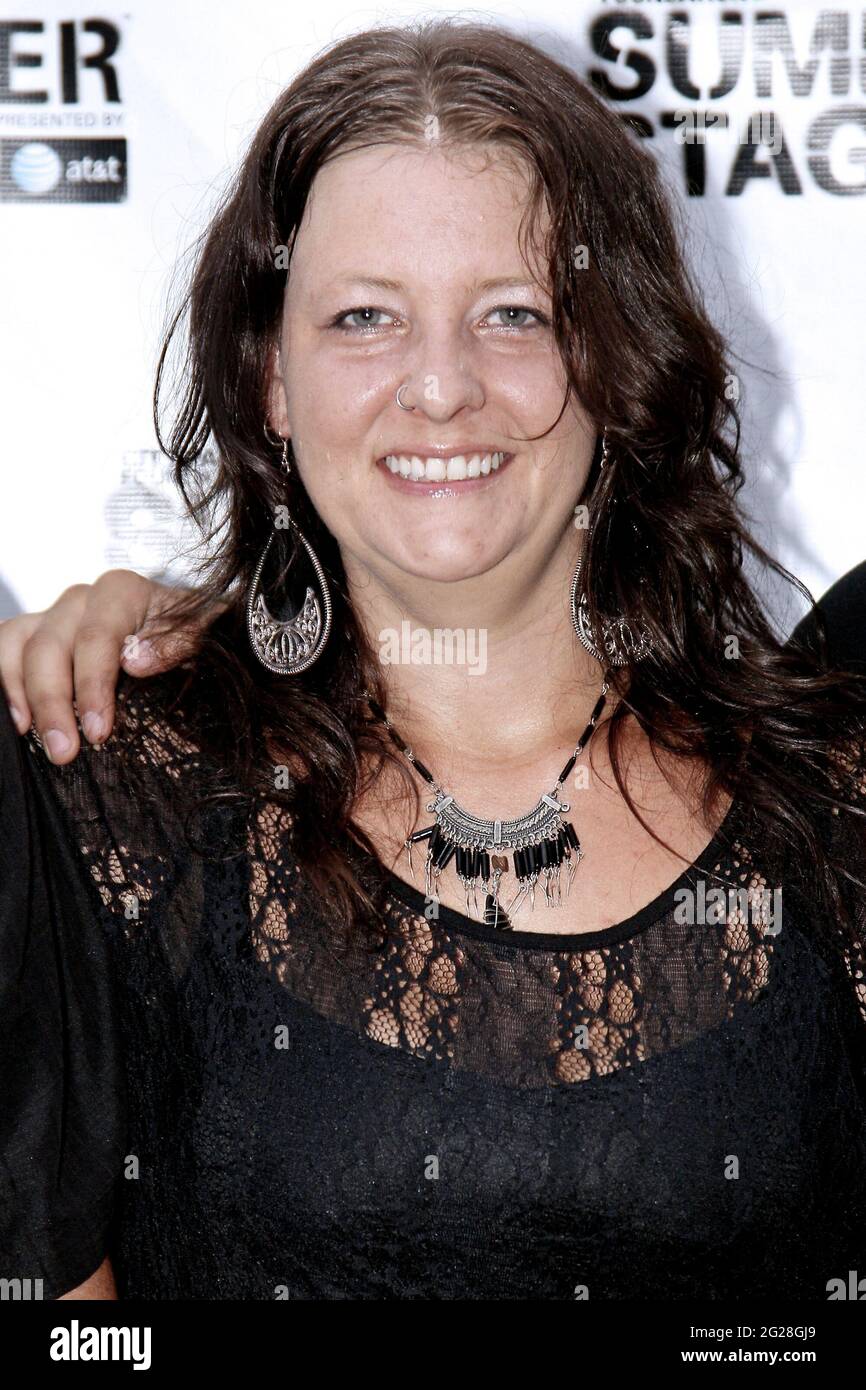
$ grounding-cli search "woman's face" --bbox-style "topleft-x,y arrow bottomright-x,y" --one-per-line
267,141 -> 596,588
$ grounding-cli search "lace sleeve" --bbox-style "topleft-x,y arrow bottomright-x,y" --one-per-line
23,675 -> 214,971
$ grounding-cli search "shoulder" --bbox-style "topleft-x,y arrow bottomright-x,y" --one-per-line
788,558 -> 866,675
27,667 -> 204,786
21,669 -> 213,920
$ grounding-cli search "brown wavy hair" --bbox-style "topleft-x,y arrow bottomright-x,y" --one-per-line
142,16 -> 866,975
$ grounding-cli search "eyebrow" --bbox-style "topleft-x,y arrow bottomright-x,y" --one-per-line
325,274 -> 541,294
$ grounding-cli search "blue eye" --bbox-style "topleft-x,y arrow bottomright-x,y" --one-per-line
328,304 -> 548,334
331,307 -> 393,333
485,305 -> 547,330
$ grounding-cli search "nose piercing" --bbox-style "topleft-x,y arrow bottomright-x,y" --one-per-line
396,383 -> 415,411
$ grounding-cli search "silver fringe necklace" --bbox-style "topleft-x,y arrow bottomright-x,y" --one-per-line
362,670 -> 613,930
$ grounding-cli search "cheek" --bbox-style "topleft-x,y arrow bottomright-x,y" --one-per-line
289,357 -> 390,444
290,436 -> 369,525
491,347 -> 569,414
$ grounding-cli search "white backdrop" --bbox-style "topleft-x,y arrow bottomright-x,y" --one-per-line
2,0 -> 864,630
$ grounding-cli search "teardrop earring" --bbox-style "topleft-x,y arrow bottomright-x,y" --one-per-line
570,431 -> 654,667
247,434 -> 333,675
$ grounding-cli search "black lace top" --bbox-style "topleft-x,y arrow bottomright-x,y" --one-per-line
3,662 -> 866,1302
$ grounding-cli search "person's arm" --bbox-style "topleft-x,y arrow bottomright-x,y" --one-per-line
0,699 -> 124,1300
58,1255 -> 118,1299
0,570 -> 207,763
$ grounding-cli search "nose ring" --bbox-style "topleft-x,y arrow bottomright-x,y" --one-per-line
396,383 -> 415,411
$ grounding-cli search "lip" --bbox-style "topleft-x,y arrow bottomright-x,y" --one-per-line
376,449 -> 515,495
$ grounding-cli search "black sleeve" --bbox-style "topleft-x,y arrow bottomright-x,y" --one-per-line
0,699 -> 124,1299
789,558 -> 866,674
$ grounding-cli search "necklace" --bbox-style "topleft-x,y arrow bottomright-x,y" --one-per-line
361,669 -> 613,931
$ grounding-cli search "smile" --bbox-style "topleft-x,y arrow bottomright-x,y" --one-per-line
383,453 -> 508,486
379,450 -> 512,482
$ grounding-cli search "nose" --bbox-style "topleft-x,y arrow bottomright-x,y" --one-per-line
397,324 -> 486,419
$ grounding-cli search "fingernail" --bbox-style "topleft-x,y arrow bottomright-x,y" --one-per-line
81,711 -> 107,744
122,635 -> 153,665
43,728 -> 72,762
8,704 -> 24,731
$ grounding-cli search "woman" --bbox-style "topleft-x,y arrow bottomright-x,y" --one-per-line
3,17 -> 866,1301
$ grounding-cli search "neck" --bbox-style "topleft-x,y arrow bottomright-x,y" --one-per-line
343,535 -> 619,782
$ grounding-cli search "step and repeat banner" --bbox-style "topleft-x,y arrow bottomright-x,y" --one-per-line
1,0 -> 864,625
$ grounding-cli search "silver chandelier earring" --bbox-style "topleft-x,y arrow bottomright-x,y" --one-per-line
570,432 -> 654,667
247,433 -> 333,675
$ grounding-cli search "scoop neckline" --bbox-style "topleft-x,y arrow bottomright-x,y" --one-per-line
359,777 -> 744,953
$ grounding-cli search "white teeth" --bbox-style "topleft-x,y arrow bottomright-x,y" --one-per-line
383,451 -> 507,480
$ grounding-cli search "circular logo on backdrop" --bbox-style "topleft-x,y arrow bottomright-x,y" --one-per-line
10,142 -> 62,195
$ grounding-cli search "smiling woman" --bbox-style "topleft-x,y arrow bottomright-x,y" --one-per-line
2,15 -> 866,1306
262,139 -> 592,580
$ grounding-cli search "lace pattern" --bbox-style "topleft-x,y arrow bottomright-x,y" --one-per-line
27,678 -> 866,1092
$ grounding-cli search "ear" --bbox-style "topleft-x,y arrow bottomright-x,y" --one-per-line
265,340 -> 290,439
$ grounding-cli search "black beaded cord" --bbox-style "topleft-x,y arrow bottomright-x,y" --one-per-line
359,671 -> 614,928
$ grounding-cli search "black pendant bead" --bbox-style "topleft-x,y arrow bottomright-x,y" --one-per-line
431,834 -> 450,863
564,821 -> 580,851
589,691 -> 607,725
434,841 -> 457,871
455,846 -> 467,876
540,839 -> 551,868
409,825 -> 435,843
410,758 -> 435,785
470,849 -> 481,878
526,843 -> 540,871
559,753 -> 578,782
439,834 -> 461,867
429,824 -> 444,856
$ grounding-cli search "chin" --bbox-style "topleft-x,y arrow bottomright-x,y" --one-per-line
377,542 -> 514,585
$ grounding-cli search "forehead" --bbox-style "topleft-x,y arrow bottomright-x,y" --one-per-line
287,142 -> 549,293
